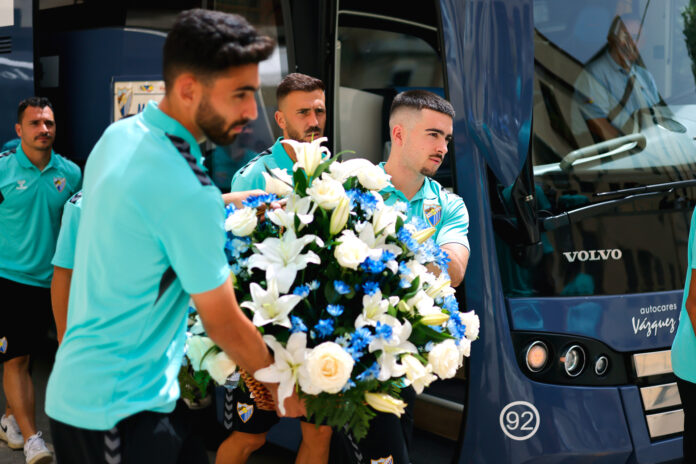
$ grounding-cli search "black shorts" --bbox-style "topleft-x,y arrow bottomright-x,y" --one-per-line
228,386 -> 280,434
49,403 -> 208,464
0,276 -> 52,362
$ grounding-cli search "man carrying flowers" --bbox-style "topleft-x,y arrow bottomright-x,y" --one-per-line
44,10 -> 304,463
220,72 -> 333,464
355,90 -> 471,464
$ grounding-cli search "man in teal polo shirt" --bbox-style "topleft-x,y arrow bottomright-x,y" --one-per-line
223,72 -> 333,464
358,90 -> 470,464
671,208 -> 696,461
0,96 -> 80,464
230,72 -> 326,193
45,10 -> 303,463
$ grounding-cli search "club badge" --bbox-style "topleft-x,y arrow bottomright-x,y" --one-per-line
237,402 -> 254,423
371,456 -> 394,464
53,176 -> 66,192
424,202 -> 442,227
0,337 -> 7,354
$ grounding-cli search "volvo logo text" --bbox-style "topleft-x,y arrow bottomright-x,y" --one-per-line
563,249 -> 622,263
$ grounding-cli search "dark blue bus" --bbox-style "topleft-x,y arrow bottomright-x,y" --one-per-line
2,0 -> 692,462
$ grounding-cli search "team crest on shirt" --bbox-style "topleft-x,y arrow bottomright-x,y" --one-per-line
370,456 -> 394,464
423,201 -> 442,227
237,402 -> 254,423
15,180 -> 27,190
0,337 -> 7,354
53,176 -> 66,192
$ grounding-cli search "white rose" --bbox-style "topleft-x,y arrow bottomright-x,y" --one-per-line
302,342 -> 354,394
306,174 -> 346,210
186,336 -> 216,370
460,310 -> 480,340
356,163 -> 391,190
401,355 -> 436,394
202,351 -> 237,385
225,207 -> 258,236
334,230 -> 370,270
262,168 -> 293,196
428,339 -> 461,379
458,337 -> 472,360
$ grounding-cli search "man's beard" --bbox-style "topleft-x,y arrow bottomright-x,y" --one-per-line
195,96 -> 250,146
420,156 -> 443,177
286,124 -> 323,142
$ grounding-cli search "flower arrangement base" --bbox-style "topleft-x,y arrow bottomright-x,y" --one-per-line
240,368 -> 275,411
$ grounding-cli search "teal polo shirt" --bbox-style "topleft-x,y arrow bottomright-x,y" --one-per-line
46,101 -> 230,430
672,209 -> 696,383
379,163 -> 469,250
0,145 -> 81,287
51,191 -> 82,270
230,137 -> 293,192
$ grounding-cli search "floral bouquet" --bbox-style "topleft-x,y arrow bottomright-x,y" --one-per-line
188,138 -> 478,440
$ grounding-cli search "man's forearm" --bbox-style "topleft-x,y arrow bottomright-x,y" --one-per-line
50,266 -> 72,343
441,243 -> 469,288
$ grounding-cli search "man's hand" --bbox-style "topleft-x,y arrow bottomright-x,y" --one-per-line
266,383 -> 306,417
222,189 -> 268,208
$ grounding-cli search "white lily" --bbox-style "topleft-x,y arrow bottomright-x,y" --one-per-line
254,333 -> 310,415
267,194 -> 315,231
262,168 -> 293,196
284,137 -> 330,177
368,315 -> 418,381
240,280 -> 302,328
247,229 -> 323,293
328,158 -> 374,183
354,290 -> 399,328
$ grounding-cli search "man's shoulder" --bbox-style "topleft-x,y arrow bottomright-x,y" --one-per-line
0,147 -> 16,164
53,153 -> 81,174
230,146 -> 275,190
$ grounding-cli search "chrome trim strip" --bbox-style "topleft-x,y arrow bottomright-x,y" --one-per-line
337,10 -> 438,31
419,393 -> 465,412
632,350 -> 673,378
641,383 -> 681,411
646,409 -> 683,438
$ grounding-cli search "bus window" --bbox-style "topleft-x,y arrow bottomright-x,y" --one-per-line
207,0 -> 289,192
493,0 -> 696,297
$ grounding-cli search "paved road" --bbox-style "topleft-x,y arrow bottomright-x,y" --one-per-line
0,347 -> 294,464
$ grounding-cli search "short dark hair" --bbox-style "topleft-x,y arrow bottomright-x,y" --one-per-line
163,9 -> 275,88
17,97 -> 53,123
390,90 -> 455,119
276,73 -> 325,102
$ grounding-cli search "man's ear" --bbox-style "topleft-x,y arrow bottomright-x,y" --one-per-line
391,124 -> 405,147
175,73 -> 201,108
14,123 -> 21,138
275,110 -> 286,130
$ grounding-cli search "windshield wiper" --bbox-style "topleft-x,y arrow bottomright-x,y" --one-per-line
594,178 -> 696,200
542,189 -> 672,231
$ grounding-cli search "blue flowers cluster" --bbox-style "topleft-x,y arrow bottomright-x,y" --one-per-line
346,327 -> 374,361
346,188 -> 378,216
241,193 -> 279,208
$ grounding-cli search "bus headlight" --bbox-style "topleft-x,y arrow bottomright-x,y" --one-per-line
525,341 -> 548,372
594,355 -> 609,376
561,345 -> 585,377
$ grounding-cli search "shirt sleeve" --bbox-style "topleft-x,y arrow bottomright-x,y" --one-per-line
51,198 -> 82,269
157,190 -> 229,295
230,160 -> 267,192
436,191 -> 469,250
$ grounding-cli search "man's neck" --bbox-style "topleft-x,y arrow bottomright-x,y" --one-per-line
384,156 -> 424,201
21,142 -> 52,171
158,96 -> 203,141
608,48 -> 630,71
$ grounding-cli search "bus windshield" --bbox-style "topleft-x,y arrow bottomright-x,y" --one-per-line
495,0 -> 696,297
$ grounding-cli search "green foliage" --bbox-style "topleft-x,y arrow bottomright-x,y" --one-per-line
178,365 -> 211,403
303,389 -> 376,441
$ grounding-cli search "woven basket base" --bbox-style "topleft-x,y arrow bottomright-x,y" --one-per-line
240,368 -> 276,411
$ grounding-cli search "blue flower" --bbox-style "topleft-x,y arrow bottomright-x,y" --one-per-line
361,257 -> 386,274
308,280 -> 320,290
346,189 -> 378,215
398,261 -> 411,276
225,204 -> 236,216
375,321 -> 393,341
424,341 -> 435,352
327,304 -> 344,317
399,278 -> 412,289
242,193 -> 278,208
292,285 -> 310,298
356,362 -> 380,382
381,250 -> 396,262
334,280 -> 351,295
291,316 -> 308,333
397,227 -> 419,252
341,379 -> 356,392
362,281 -> 380,296
447,311 -> 467,340
314,319 -> 334,338
442,295 -> 459,313
350,327 -> 373,351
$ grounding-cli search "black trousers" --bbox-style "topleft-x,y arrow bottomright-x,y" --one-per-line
49,402 -> 208,464
677,376 -> 696,462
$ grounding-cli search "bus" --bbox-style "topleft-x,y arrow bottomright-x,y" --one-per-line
1,0 -> 692,462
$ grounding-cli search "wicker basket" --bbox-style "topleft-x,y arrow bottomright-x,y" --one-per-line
240,368 -> 276,411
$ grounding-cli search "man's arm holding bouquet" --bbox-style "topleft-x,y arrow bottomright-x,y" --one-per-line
192,279 -> 306,417
427,193 -> 470,287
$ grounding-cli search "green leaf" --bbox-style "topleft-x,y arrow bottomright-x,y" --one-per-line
293,168 -> 308,195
